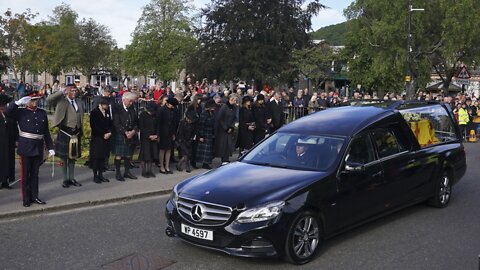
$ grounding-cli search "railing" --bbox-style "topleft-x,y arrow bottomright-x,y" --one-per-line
37,96 -> 327,123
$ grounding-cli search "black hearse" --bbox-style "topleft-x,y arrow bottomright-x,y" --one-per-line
165,101 -> 466,264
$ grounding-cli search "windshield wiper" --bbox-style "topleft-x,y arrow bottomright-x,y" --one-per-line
244,161 -> 288,169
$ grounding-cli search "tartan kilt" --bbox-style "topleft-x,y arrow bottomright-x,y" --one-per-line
196,138 -> 214,164
112,133 -> 133,157
55,131 -> 82,160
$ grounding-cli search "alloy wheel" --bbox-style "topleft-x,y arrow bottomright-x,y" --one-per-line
439,175 -> 451,205
292,216 -> 319,259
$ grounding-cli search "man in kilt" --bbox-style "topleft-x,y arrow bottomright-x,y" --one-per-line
47,84 -> 84,188
112,92 -> 139,181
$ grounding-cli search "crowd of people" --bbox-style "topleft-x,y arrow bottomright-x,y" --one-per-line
1,76 -> 479,207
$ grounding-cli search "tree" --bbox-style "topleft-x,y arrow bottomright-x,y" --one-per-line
190,0 -> 325,88
125,0 -> 198,81
289,42 -> 337,90
0,9 -> 37,80
105,46 -> 125,80
48,4 -> 82,77
344,0 -> 480,97
78,18 -> 115,80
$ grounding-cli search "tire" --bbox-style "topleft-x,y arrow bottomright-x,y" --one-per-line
428,171 -> 453,208
284,210 -> 322,265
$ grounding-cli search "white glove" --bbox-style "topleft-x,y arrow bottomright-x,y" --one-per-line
15,96 -> 32,106
48,150 -> 55,157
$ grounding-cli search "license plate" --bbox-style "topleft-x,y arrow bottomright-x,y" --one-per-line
181,224 -> 213,241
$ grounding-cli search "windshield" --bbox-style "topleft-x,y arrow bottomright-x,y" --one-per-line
242,133 -> 345,171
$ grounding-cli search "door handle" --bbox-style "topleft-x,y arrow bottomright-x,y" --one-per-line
372,171 -> 383,178
407,159 -> 416,164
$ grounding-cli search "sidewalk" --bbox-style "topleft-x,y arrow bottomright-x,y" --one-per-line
0,160 -> 215,220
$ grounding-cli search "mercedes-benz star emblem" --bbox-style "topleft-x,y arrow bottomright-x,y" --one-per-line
191,204 -> 205,221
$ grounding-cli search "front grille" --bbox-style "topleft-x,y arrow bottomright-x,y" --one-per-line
177,196 -> 232,226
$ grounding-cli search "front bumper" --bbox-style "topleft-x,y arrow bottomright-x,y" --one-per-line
165,199 -> 288,258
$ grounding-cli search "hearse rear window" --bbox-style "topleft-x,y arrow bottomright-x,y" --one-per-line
399,105 -> 457,148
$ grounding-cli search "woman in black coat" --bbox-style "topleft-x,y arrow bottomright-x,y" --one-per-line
89,97 -> 113,183
252,94 -> 268,144
196,100 -> 216,169
236,96 -> 255,154
214,94 -> 238,164
139,103 -> 158,178
157,98 -> 178,174
175,109 -> 198,173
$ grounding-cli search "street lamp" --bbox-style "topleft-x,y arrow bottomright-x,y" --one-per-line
406,0 -> 424,99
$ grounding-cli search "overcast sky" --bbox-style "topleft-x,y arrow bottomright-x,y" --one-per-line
2,0 -> 353,48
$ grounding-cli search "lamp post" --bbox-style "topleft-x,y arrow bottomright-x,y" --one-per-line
406,0 -> 424,99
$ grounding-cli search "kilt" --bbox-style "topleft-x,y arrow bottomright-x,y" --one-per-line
196,138 -> 214,164
112,133 -> 133,157
55,131 -> 82,160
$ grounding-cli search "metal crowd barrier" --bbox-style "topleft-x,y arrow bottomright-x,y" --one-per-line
38,96 -> 326,123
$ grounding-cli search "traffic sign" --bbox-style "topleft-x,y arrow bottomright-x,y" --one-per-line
456,79 -> 470,85
456,66 -> 471,79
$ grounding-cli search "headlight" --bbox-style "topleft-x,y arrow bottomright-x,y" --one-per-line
169,186 -> 179,207
235,201 -> 285,223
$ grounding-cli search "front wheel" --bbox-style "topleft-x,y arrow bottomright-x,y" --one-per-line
284,210 -> 322,265
428,171 -> 452,208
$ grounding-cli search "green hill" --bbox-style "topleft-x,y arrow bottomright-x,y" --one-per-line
310,22 -> 348,46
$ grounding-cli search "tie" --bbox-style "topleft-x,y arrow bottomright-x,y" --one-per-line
71,100 -> 76,111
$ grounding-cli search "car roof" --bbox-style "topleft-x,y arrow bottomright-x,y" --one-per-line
278,106 -> 395,137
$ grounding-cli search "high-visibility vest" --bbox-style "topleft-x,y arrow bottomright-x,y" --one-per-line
458,108 -> 470,125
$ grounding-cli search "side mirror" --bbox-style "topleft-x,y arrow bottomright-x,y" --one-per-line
343,161 -> 365,173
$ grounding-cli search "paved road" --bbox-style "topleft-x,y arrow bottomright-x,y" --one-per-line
1,143 -> 480,270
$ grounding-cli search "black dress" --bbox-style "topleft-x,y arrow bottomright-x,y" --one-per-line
252,103 -> 268,144
89,107 -> 113,159
176,118 -> 196,157
157,106 -> 175,150
214,103 -> 237,158
139,111 -> 158,161
236,107 -> 255,149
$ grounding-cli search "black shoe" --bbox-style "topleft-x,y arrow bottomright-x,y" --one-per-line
70,179 -> 82,187
130,162 -> 139,168
202,164 -> 212,170
186,168 -> 192,173
124,172 -> 138,180
159,170 -> 167,174
191,163 -> 199,169
148,172 -> 156,178
0,183 -> 12,190
116,174 -> 125,181
62,181 -> 71,188
23,202 -> 31,207
33,198 -> 46,205
176,164 -> 183,172
141,172 -> 150,178
166,170 -> 173,174
93,177 -> 102,184
99,176 -> 110,182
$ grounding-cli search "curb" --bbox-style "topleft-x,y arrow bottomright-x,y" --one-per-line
0,189 -> 173,220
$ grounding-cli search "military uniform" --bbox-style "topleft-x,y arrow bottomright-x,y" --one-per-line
5,102 -> 53,206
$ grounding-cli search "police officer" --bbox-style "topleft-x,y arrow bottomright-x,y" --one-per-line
5,92 -> 54,207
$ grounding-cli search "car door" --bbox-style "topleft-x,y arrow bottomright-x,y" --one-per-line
334,132 -> 385,230
372,125 -> 437,208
